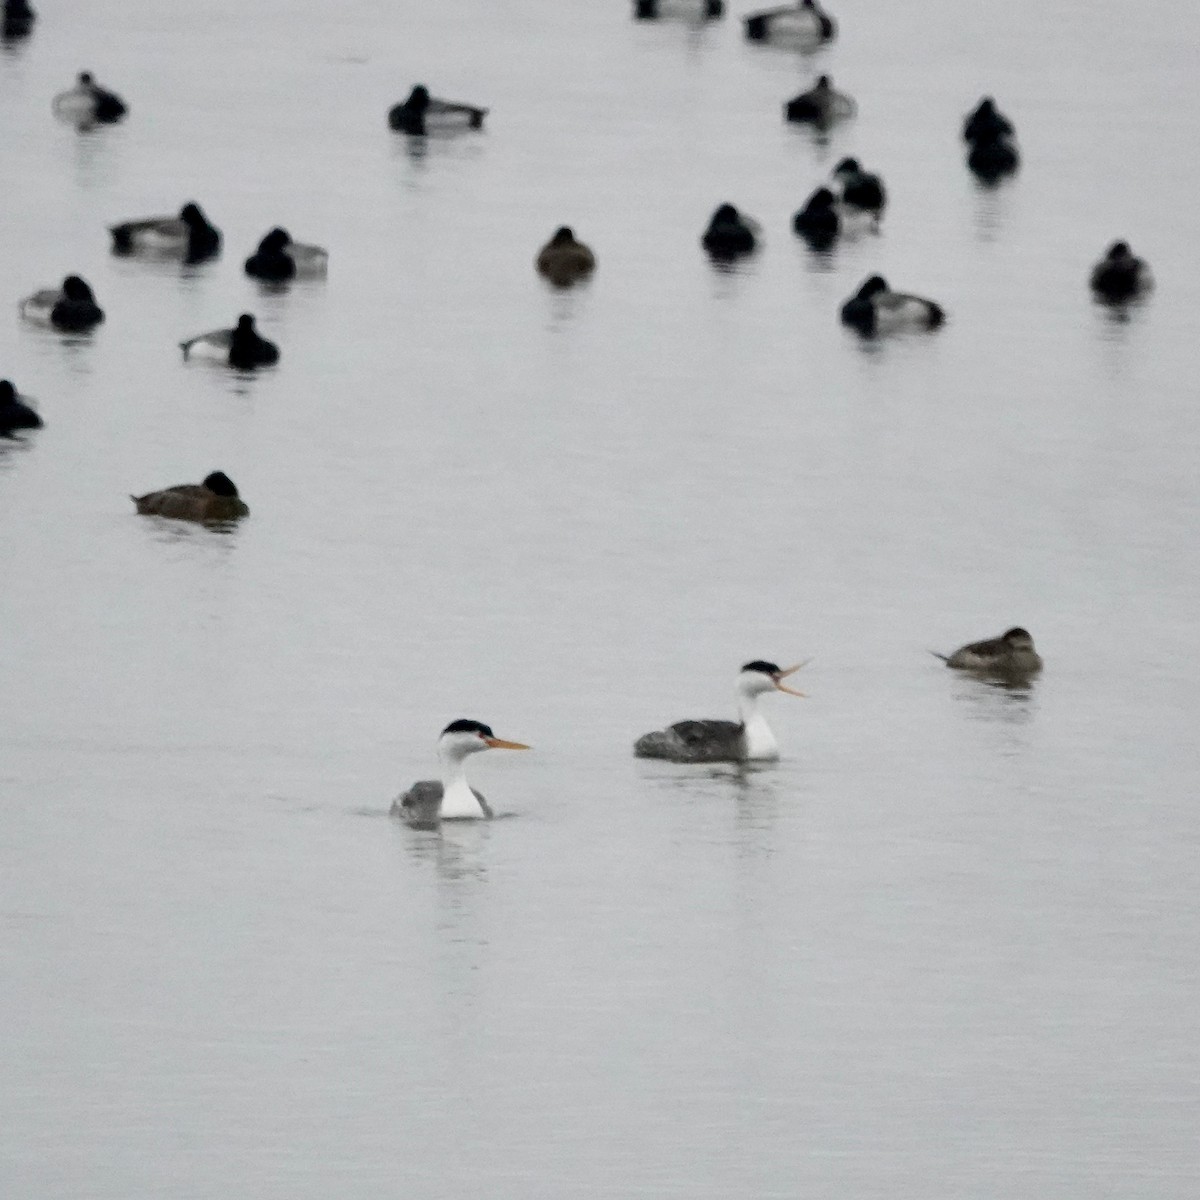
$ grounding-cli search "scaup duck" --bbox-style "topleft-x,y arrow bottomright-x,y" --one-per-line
19,276 -> 104,332
109,202 -> 221,263
535,227 -> 596,286
391,719 -> 531,828
701,204 -> 759,258
244,228 -> 329,281
840,275 -> 944,336
784,75 -> 854,127
745,0 -> 835,45
1090,242 -> 1152,303
933,627 -> 1042,678
52,72 -> 126,125
131,471 -> 249,523
0,380 -> 43,436
634,0 -> 724,19
388,85 -> 487,135
832,157 -> 886,219
792,186 -> 840,248
180,314 -> 279,369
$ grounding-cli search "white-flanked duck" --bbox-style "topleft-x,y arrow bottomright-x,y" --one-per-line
244,228 -> 328,282
536,227 -> 596,286
745,0 -> 835,45
635,661 -> 806,763
19,276 -> 104,332
784,75 -> 855,128
1090,242 -> 1152,303
933,627 -> 1042,679
180,314 -> 279,370
131,471 -> 249,523
109,202 -> 221,263
388,85 -> 487,135
840,275 -> 944,336
392,719 -> 531,828
0,380 -> 43,436
52,71 -> 126,125
832,157 -> 886,221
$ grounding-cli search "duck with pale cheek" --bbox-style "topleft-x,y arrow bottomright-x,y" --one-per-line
634,660 -> 807,763
392,719 -> 531,828
933,627 -> 1043,679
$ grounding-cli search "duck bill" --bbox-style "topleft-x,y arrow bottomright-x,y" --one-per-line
483,737 -> 531,750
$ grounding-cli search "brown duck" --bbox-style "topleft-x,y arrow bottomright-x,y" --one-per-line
131,471 -> 249,522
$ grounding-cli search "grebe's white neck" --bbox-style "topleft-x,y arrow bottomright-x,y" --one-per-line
438,741 -> 487,820
736,688 -> 779,760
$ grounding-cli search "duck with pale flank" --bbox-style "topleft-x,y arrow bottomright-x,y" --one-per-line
784,75 -> 854,127
701,203 -> 758,258
745,0 -> 835,45
841,275 -> 944,336
634,0 -> 723,19
792,186 -> 840,249
244,228 -> 328,282
0,380 -> 43,437
131,472 -> 249,523
180,314 -> 279,369
1090,242 -> 1152,303
933,627 -> 1042,679
388,85 -> 487,135
53,71 -> 126,125
535,227 -> 596,286
2,0 -> 36,38
392,719 -> 531,829
832,157 -> 886,221
635,661 -> 807,764
109,202 -> 221,263
19,276 -> 104,332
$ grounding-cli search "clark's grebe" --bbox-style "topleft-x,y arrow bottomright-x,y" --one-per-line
634,660 -> 806,763
392,719 -> 530,828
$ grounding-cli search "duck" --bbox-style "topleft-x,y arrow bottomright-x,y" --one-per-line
633,0 -> 724,19
1090,242 -> 1152,303
52,71 -> 127,125
745,0 -> 835,45
109,202 -> 221,263
840,275 -> 945,336
784,75 -> 855,127
131,471 -> 249,523
244,227 -> 329,282
832,157 -> 886,220
535,227 -> 596,286
792,186 -> 840,248
0,380 -> 43,436
933,627 -> 1042,679
391,719 -> 531,828
2,0 -> 36,38
388,85 -> 487,135
634,661 -> 807,763
701,203 -> 758,258
962,97 -> 1015,145
19,276 -> 105,332
180,314 -> 279,369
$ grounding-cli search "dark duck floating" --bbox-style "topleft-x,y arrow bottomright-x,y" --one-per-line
131,472 -> 250,523
388,85 -> 487,135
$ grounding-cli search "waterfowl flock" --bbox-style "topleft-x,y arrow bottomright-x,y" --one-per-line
1,2 -> 1153,829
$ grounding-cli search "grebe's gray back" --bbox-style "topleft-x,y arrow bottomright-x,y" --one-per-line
634,660 -> 806,763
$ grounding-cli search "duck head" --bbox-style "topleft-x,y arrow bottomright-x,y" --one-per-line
1002,627 -> 1036,650
61,275 -> 95,302
407,84 -> 431,112
179,202 -> 207,228
856,274 -> 889,299
1107,241 -> 1132,261
202,472 -> 240,498
0,380 -> 16,404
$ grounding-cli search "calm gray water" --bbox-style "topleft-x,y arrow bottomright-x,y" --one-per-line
3,1 -> 1199,1196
